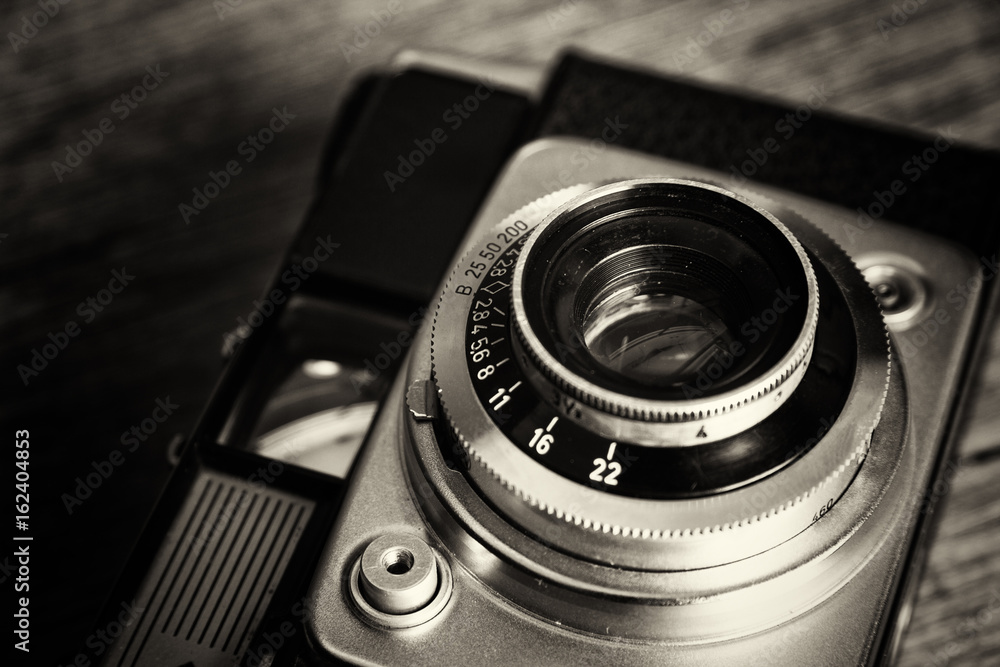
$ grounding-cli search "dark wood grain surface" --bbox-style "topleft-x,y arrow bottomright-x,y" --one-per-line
1,0 -> 997,665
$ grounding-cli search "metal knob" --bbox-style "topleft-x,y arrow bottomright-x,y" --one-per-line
349,532 -> 453,628
358,533 -> 439,614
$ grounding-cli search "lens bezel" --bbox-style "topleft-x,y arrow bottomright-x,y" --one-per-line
512,180 -> 820,445
519,189 -> 811,403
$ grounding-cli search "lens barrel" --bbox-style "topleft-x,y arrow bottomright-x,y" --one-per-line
512,180 -> 820,445
430,179 -> 890,570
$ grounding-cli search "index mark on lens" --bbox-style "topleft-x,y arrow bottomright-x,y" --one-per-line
483,281 -> 509,295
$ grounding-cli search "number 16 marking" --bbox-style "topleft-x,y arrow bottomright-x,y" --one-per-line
528,416 -> 558,455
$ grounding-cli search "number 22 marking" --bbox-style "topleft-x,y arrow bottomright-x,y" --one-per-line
590,442 -> 622,486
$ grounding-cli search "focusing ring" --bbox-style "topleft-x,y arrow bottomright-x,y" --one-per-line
511,180 -> 820,445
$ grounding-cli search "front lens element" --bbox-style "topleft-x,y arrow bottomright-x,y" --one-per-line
581,282 -> 738,389
548,212 -> 777,396
516,182 -> 816,414
577,243 -> 748,389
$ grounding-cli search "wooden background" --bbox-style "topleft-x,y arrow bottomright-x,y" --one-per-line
1,0 -> 997,664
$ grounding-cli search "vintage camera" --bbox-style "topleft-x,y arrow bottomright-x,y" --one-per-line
85,53 -> 999,666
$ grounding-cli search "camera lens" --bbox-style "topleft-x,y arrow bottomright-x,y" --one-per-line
576,245 -> 745,389
513,180 -> 817,443
430,178 -> 890,570
530,208 -> 802,402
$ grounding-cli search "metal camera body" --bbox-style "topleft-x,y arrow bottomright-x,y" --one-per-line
85,53 -> 999,667
304,138 -> 982,666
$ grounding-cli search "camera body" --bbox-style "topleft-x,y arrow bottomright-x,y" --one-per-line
305,138 -> 980,666
86,53 -> 1000,667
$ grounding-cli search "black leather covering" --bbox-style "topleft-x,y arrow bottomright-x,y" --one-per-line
532,52 -> 1000,256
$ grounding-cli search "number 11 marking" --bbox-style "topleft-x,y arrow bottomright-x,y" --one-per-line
489,381 -> 522,412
